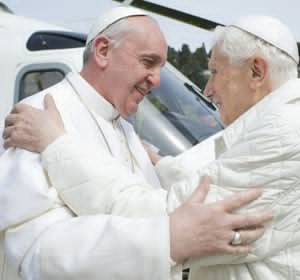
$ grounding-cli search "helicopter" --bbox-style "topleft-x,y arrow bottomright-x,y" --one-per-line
0,1 -> 223,157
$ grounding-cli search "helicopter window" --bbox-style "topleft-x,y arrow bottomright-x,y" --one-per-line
19,70 -> 64,100
27,31 -> 86,51
126,67 -> 223,156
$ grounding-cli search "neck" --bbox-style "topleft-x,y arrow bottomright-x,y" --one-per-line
80,68 -> 116,110
259,82 -> 274,100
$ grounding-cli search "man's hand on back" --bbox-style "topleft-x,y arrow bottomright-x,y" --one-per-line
3,94 -> 65,153
170,176 -> 272,263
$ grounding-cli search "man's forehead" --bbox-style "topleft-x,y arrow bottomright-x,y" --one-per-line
117,36 -> 167,66
208,49 -> 217,67
128,16 -> 165,40
123,23 -> 167,56
209,48 -> 229,66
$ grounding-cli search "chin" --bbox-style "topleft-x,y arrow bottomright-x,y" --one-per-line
129,109 -> 138,116
129,104 -> 139,114
122,108 -> 137,117
220,115 -> 229,126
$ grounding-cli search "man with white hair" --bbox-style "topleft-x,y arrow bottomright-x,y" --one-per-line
0,7 -> 271,280
163,15 -> 300,279
4,14 -> 298,279
5,14 -> 300,279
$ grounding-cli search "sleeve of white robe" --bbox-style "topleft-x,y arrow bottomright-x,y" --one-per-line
0,147 -> 171,280
41,133 -> 168,218
166,108 -> 300,267
155,132 -> 220,190
38,108 -> 300,269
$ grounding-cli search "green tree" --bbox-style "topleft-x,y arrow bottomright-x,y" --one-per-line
167,43 -> 209,90
167,46 -> 179,68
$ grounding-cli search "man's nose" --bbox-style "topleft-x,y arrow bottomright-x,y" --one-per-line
148,68 -> 161,88
203,79 -> 214,97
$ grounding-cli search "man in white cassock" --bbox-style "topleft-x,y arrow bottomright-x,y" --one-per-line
0,7 -> 272,280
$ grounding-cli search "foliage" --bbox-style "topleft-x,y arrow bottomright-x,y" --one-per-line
167,43 -> 210,90
168,43 -> 300,85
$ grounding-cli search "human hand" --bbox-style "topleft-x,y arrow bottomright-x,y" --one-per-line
3,94 -> 65,153
169,176 -> 272,263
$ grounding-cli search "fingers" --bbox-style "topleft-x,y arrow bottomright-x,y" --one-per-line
10,103 -> 34,114
44,94 -> 64,128
220,188 -> 263,212
3,128 -> 25,150
5,104 -> 42,128
2,125 -> 14,139
4,113 -> 19,127
188,175 -> 211,203
222,244 -> 251,255
238,226 -> 264,245
3,137 -> 12,150
44,94 -> 57,112
2,123 -> 30,150
231,209 -> 273,229
2,98 -> 63,153
222,227 -> 265,255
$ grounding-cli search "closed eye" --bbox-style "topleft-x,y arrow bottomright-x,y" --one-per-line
140,54 -> 163,68
142,58 -> 155,68
210,69 -> 217,75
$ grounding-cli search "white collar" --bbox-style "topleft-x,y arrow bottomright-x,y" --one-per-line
66,72 -> 119,122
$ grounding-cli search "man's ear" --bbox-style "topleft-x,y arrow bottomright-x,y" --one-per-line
92,35 -> 111,68
249,56 -> 268,88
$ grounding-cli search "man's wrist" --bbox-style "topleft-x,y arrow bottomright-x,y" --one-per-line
41,132 -> 69,166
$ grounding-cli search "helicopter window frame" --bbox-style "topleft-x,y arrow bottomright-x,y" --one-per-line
15,63 -> 71,103
27,31 -> 87,51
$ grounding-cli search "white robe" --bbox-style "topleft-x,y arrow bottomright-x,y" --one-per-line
0,72 -> 171,280
40,78 -> 300,279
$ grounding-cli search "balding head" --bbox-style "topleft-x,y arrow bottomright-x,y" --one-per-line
83,7 -> 164,65
80,8 -> 168,117
84,6 -> 147,64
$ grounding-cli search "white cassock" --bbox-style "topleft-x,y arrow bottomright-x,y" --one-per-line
0,72 -> 172,280
38,79 -> 300,280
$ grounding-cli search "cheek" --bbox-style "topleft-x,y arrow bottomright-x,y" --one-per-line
227,82 -> 241,95
214,73 -> 229,92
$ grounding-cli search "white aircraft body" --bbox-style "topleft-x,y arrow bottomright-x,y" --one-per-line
0,5 -> 84,121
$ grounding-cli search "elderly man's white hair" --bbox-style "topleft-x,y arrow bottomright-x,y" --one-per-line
212,16 -> 298,89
